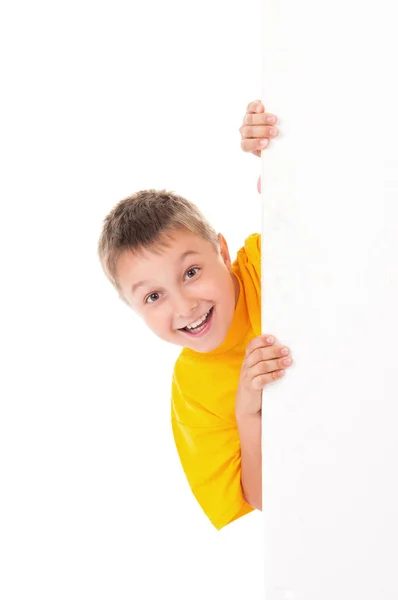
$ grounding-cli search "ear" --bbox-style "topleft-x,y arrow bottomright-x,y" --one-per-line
217,233 -> 232,269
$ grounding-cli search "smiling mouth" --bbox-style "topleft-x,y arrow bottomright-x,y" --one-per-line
178,306 -> 214,333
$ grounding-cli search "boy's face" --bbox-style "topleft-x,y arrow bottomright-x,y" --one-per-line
116,229 -> 239,353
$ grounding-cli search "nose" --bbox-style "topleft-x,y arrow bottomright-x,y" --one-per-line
172,293 -> 198,319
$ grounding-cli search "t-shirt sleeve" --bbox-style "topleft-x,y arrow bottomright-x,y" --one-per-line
171,415 -> 254,530
237,232 -> 261,336
240,232 -> 261,285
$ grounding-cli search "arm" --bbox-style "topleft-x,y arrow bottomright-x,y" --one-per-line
238,99 -> 279,193
235,334 -> 293,511
237,412 -> 262,510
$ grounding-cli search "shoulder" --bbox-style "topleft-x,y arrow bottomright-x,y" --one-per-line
234,232 -> 261,259
234,232 -> 261,271
243,232 -> 261,255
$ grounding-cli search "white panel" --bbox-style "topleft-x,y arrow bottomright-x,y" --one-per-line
261,1 -> 398,598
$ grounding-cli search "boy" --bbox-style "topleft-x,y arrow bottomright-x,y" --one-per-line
97,100 -> 293,530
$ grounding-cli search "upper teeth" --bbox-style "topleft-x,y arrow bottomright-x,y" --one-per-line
186,309 -> 210,329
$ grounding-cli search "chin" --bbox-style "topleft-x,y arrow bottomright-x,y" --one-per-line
192,328 -> 228,353
194,340 -> 220,353
186,342 -> 217,354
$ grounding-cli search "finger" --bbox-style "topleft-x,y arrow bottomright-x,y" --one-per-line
246,345 -> 291,369
246,100 -> 264,114
244,113 -> 278,127
239,124 -> 279,140
240,138 -> 269,154
245,338 -> 290,367
251,356 -> 293,379
245,334 -> 276,357
251,369 -> 286,389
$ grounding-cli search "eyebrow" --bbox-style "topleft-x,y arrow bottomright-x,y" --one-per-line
130,250 -> 200,295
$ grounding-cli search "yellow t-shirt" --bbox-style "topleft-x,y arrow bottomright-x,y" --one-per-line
171,233 -> 261,530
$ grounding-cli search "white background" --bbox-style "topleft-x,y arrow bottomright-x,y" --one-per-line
260,1 -> 398,598
0,1 -> 266,599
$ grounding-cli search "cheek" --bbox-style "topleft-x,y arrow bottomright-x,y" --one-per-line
220,271 -> 235,295
212,275 -> 235,312
142,306 -> 171,331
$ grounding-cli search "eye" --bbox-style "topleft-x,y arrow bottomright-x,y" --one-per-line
185,267 -> 200,279
144,267 -> 200,305
145,292 -> 160,304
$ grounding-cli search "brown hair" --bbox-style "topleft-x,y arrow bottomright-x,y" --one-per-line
97,189 -> 220,298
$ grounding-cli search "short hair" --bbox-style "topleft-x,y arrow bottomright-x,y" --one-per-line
97,189 -> 220,297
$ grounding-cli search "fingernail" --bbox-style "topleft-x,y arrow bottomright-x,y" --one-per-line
260,139 -> 269,146
269,128 -> 277,136
256,105 -> 262,112
266,336 -> 274,344
283,358 -> 292,366
267,116 -> 276,124
278,370 -> 285,377
281,347 -> 289,355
